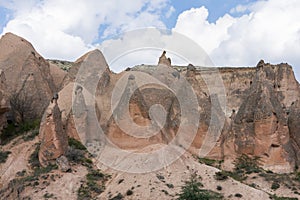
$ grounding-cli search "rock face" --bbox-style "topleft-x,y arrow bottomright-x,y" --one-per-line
0,33 -> 59,122
41,50 -> 300,173
0,70 -> 9,130
38,98 -> 68,167
0,34 -> 294,174
223,62 -> 298,172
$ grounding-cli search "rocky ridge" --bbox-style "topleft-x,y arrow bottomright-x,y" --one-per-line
0,33 -> 300,199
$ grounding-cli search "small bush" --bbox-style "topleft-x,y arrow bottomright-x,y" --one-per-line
68,138 -> 86,150
22,129 -> 39,141
235,193 -> 243,198
177,172 -> 223,200
86,169 -> 104,181
77,169 -> 109,200
166,183 -> 174,188
29,143 -> 40,169
126,189 -> 133,196
295,172 -> 300,182
214,171 -> 229,181
271,182 -> 280,190
0,150 -> 11,163
234,154 -> 262,174
78,184 -> 92,200
198,157 -> 223,168
109,193 -> 124,200
43,193 -> 54,199
66,148 -> 85,163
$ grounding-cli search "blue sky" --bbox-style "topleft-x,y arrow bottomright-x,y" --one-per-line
169,0 -> 253,26
0,0 -> 299,79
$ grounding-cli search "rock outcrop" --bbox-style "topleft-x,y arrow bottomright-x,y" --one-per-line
0,39 -> 291,173
223,62 -> 297,172
158,50 -> 171,67
38,97 -> 68,167
0,33 -> 58,122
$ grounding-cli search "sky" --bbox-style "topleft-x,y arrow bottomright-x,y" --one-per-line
0,0 -> 299,80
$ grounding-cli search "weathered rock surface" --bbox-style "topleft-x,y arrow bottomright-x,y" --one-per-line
0,34 -> 300,199
0,33 -> 57,122
1,33 -> 298,174
223,62 -> 298,172
38,99 -> 68,167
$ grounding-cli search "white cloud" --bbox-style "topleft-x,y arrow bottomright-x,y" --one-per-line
173,7 -> 236,55
0,0 -> 171,60
166,6 -> 175,18
173,0 -> 300,79
98,28 -> 212,72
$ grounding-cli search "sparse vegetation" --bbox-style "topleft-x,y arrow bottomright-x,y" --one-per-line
271,182 -> 280,190
214,154 -> 262,182
177,172 -> 223,200
66,137 -> 93,167
43,193 -> 54,199
198,157 -> 223,169
0,150 -> 11,163
0,119 -> 40,145
295,172 -> 300,182
234,154 -> 262,175
48,59 -> 73,71
68,138 -> 87,150
22,129 -> 39,141
9,87 -> 40,123
109,193 -> 124,200
77,169 -> 110,200
1,144 -> 58,198
214,171 -> 229,181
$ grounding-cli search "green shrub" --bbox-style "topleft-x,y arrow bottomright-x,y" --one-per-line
109,193 -> 124,200
78,184 -> 92,200
0,119 -> 40,145
86,169 -> 104,181
68,138 -> 86,150
198,157 -> 223,168
177,172 -> 223,200
126,189 -> 133,196
234,154 -> 262,174
0,150 -> 11,163
214,171 -> 229,181
43,193 -> 54,199
295,172 -> 300,182
22,129 -> 39,141
29,143 -> 40,169
77,169 -> 109,200
271,182 -> 280,190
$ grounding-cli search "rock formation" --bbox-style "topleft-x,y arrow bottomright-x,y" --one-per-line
38,96 -> 68,167
0,33 -> 58,122
223,63 -> 297,172
1,33 -> 299,174
158,50 -> 171,67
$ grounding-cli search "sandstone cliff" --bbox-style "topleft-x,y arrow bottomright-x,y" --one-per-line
0,35 -> 300,199
35,49 -> 300,173
0,33 -> 61,122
